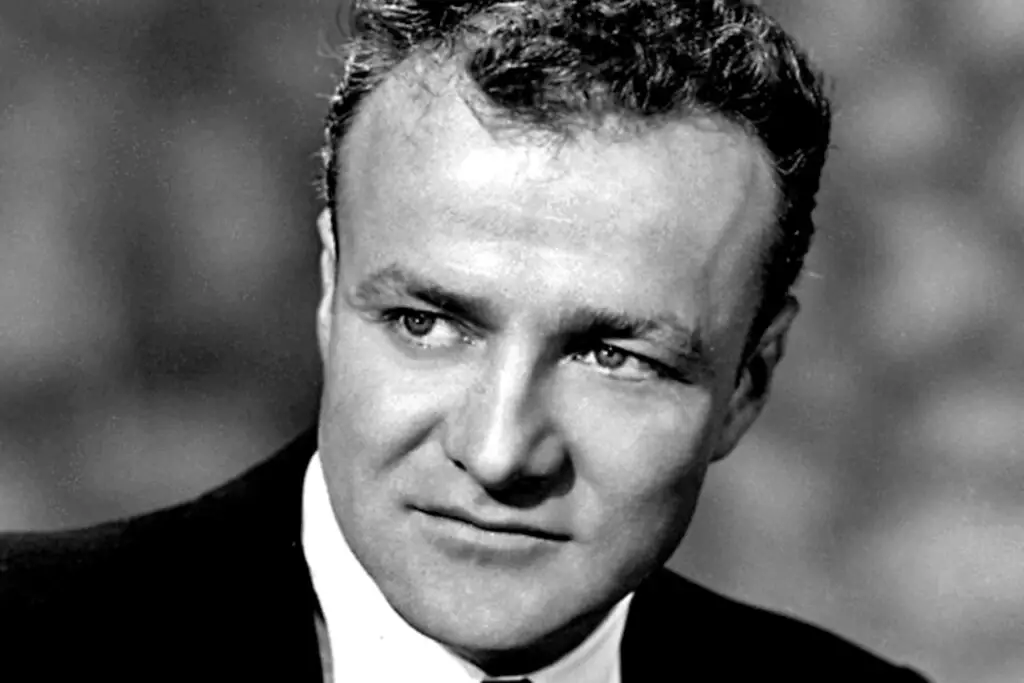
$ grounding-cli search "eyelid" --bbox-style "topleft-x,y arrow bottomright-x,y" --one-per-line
381,306 -> 454,327
605,347 -> 663,376
607,343 -> 695,384
380,307 -> 475,347
566,341 -> 667,382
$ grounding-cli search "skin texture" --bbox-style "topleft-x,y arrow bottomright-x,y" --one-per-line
316,66 -> 795,676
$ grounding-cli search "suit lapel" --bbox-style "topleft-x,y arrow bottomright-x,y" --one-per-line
177,427 -> 324,678
620,570 -> 679,681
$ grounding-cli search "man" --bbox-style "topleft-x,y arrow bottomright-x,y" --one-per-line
0,0 -> 928,680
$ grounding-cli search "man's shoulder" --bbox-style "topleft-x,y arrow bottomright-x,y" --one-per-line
0,430 -> 321,679
623,567 -> 928,681
0,428 -> 316,585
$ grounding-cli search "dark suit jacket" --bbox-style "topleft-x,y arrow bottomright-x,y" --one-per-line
0,430 -> 927,681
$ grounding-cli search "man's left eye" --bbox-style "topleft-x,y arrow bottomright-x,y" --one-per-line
570,345 -> 662,381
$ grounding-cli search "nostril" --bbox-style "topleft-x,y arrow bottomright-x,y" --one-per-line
478,447 -> 575,509
485,476 -> 558,508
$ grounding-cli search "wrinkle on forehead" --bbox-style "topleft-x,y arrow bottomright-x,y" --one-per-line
349,62 -> 772,197
341,61 -> 778,342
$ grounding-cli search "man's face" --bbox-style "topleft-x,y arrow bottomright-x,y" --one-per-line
316,71 -> 780,669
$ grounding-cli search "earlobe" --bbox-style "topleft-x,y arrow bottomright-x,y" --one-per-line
712,296 -> 799,462
316,208 -> 338,362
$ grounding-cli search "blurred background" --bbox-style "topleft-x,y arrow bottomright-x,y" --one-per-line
1,1 -> 1021,680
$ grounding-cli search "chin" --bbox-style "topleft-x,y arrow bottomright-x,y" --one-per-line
393,585 -> 608,674
410,595 -> 555,647
426,619 -> 574,675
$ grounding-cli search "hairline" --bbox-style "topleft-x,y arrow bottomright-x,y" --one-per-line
331,50 -> 784,239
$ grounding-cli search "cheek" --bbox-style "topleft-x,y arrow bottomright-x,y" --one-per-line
563,385 -> 716,536
319,313 -> 451,479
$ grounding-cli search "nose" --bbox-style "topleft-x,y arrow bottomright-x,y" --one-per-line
444,340 -> 566,492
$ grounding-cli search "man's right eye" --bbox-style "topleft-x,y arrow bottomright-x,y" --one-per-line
397,311 -> 437,337
381,309 -> 468,350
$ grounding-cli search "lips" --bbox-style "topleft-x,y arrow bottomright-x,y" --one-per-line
415,505 -> 570,542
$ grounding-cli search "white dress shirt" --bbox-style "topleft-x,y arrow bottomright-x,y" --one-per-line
301,453 -> 633,683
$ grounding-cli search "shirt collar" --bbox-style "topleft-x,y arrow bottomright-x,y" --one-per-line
301,452 -> 633,683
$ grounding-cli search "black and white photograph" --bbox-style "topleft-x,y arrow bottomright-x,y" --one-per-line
1,2 -> 1021,681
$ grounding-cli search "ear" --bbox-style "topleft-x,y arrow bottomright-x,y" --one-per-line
711,296 -> 799,462
316,208 -> 338,362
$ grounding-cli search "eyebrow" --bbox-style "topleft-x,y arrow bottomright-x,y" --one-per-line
351,264 -> 497,325
351,263 -> 711,377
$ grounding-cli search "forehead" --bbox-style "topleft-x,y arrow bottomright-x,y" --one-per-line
338,65 -> 777,335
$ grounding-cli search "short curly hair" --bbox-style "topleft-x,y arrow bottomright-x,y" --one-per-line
319,0 -> 831,342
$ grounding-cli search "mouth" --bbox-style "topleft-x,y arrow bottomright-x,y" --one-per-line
415,505 -> 570,543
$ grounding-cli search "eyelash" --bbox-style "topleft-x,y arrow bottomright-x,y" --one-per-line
567,343 -> 667,381
379,308 -> 472,348
378,308 -> 677,382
